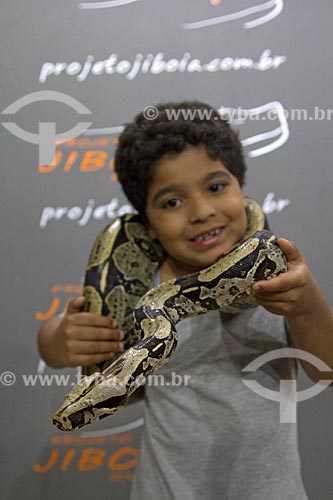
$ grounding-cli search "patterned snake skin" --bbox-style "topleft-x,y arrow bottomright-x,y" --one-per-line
52,199 -> 287,431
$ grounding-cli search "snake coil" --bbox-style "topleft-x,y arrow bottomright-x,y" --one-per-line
53,199 -> 287,431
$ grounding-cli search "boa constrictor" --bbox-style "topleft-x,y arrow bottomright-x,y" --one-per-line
53,199 -> 287,431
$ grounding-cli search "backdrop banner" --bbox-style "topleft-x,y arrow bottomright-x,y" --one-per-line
1,1 -> 332,499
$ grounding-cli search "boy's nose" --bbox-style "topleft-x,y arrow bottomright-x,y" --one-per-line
189,197 -> 216,223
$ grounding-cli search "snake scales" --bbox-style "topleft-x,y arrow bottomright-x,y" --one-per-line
53,198 -> 287,431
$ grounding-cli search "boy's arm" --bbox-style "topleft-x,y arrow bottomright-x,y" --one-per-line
252,239 -> 333,382
37,296 -> 125,368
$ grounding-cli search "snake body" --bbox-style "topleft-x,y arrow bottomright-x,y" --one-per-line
53,199 -> 287,431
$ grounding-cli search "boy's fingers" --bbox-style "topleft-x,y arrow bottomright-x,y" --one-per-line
277,238 -> 303,265
68,326 -> 125,341
253,272 -> 293,294
65,296 -> 85,314
252,239 -> 306,295
71,340 -> 124,355
67,312 -> 119,329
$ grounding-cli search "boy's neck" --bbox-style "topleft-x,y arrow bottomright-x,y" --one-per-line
160,256 -> 199,283
160,259 -> 175,283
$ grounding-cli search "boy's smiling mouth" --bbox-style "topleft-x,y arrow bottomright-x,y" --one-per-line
189,226 -> 225,245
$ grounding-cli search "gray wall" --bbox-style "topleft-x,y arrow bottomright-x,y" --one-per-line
1,1 -> 332,499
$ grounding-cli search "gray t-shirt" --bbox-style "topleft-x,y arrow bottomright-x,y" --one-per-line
129,302 -> 308,500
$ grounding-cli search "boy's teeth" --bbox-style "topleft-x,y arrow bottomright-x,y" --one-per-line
194,229 -> 218,241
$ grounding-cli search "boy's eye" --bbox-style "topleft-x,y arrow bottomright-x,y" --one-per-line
164,198 -> 181,208
209,183 -> 226,193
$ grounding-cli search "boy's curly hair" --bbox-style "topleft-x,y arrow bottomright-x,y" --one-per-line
115,101 -> 247,217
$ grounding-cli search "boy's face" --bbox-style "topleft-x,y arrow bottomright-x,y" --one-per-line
145,146 -> 248,277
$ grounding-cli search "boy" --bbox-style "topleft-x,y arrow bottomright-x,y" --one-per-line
38,101 -> 333,500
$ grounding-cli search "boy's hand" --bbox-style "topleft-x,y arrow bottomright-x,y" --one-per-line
54,296 -> 125,367
252,238 -> 316,320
